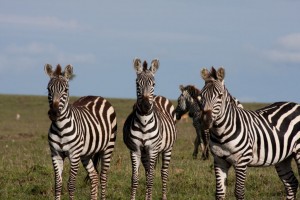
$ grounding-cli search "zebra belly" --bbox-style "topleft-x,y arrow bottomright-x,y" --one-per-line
248,145 -> 293,167
81,133 -> 110,156
210,141 -> 242,165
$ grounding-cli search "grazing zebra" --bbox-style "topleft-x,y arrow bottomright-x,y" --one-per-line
45,64 -> 117,200
198,67 -> 300,200
123,58 -> 177,200
175,85 -> 209,160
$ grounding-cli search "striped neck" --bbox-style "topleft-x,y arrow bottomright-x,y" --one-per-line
49,102 -> 70,123
212,89 -> 236,133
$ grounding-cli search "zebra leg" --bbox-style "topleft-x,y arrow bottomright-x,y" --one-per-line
161,150 -> 172,200
99,148 -> 115,200
82,158 -> 99,200
275,156 -> 298,200
234,164 -> 248,200
201,128 -> 210,160
143,152 -> 158,200
68,156 -> 80,200
51,154 -> 64,200
214,157 -> 231,200
193,134 -> 200,159
130,152 -> 141,200
192,119 -> 201,159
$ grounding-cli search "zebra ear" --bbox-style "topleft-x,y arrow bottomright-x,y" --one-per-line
44,64 -> 53,78
133,58 -> 143,74
179,85 -> 184,92
64,65 -> 73,80
217,67 -> 225,82
201,68 -> 210,81
150,59 -> 159,74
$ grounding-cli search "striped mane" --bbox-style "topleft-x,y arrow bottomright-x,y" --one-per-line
143,61 -> 148,71
53,64 -> 62,77
209,67 -> 218,80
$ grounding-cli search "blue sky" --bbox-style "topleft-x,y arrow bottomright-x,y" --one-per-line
1,1 -> 300,103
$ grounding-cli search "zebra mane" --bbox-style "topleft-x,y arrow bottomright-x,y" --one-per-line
53,64 -> 62,77
143,61 -> 147,71
210,67 -> 218,80
184,85 -> 201,99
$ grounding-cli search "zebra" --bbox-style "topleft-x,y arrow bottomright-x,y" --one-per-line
175,85 -> 243,160
45,64 -> 117,200
175,85 -> 209,160
123,58 -> 177,200
198,66 -> 300,200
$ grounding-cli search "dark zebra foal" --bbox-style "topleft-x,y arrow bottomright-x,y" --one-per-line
175,85 -> 209,160
45,64 -> 117,200
123,58 -> 177,200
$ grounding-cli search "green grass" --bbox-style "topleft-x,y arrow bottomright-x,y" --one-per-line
0,94 -> 298,200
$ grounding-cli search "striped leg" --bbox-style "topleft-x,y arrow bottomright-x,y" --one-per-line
234,164 -> 247,200
130,152 -> 141,200
144,153 -> 158,200
52,154 -> 64,200
68,156 -> 80,200
214,157 -> 231,200
275,156 -> 298,200
201,129 -> 210,160
161,150 -> 172,200
82,158 -> 99,200
99,148 -> 115,200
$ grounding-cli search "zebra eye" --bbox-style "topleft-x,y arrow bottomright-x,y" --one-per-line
218,93 -> 223,99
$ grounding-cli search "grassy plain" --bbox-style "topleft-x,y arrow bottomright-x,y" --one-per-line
0,94 -> 298,200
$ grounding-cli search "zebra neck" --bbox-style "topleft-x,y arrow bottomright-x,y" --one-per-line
52,104 -> 72,127
188,98 -> 200,117
135,109 -> 154,127
212,92 -> 235,133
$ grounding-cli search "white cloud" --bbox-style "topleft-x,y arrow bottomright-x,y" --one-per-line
278,33 -> 300,50
265,50 -> 300,63
264,33 -> 300,64
0,14 -> 80,30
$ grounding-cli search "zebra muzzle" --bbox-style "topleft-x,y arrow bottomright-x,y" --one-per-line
48,108 -> 59,121
138,96 -> 152,114
175,112 -> 182,120
48,101 -> 60,121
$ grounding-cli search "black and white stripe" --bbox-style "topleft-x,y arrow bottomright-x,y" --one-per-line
123,58 -> 177,200
199,67 -> 300,200
45,64 -> 117,200
175,84 -> 243,160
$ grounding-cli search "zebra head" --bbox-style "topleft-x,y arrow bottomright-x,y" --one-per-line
175,85 -> 200,120
44,64 -> 73,121
198,67 -> 226,129
133,58 -> 159,114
